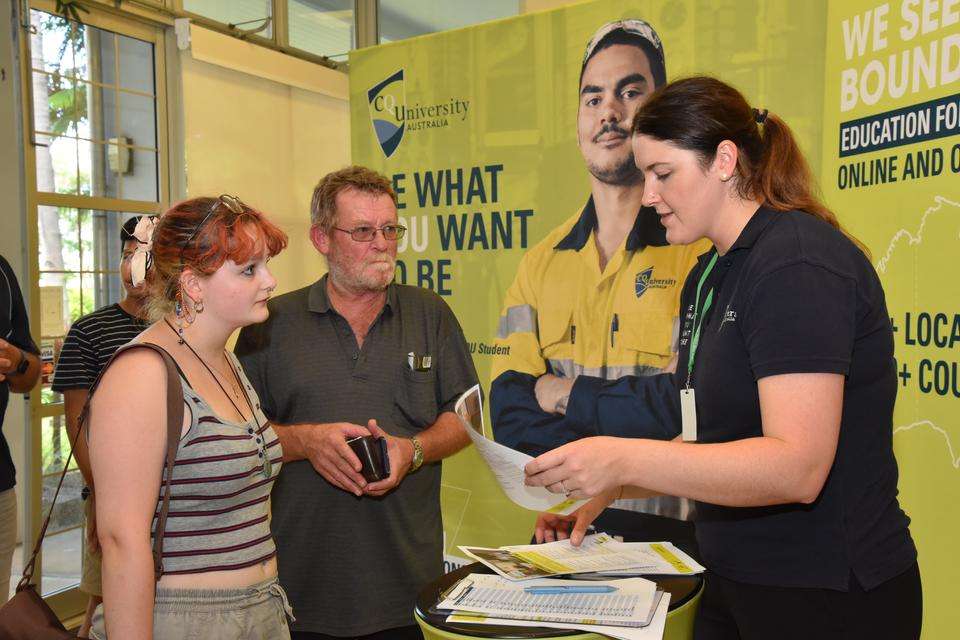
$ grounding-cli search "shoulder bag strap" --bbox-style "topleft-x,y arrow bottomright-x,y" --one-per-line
17,342 -> 184,590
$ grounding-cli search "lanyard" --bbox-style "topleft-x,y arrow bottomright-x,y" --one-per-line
685,251 -> 718,388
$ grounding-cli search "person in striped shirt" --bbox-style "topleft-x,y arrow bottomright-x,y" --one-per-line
85,197 -> 292,639
52,216 -> 152,638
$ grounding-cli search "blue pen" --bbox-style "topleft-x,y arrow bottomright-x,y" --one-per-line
524,585 -> 618,595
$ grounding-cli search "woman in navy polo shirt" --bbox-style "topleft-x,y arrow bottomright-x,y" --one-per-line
524,76 -> 921,639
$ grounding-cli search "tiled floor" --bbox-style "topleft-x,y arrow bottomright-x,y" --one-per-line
8,527 -> 83,599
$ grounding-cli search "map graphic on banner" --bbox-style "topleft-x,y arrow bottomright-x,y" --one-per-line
821,2 -> 960,636
350,1 -> 957,636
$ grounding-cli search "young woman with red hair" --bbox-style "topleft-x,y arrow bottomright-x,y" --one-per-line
86,196 -> 292,639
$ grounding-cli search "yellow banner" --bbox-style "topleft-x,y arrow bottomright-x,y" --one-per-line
351,1 -> 956,636
822,2 -> 960,636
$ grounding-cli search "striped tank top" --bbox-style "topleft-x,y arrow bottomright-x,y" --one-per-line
154,351 -> 283,574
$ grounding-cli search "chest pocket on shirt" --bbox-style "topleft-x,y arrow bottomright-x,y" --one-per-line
618,310 -> 675,363
538,307 -> 573,352
393,366 -> 439,432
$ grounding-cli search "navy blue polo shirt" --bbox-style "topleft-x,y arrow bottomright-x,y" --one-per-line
679,206 -> 916,591
1,254 -> 40,492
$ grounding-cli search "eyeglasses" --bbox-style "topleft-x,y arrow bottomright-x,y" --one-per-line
333,224 -> 407,242
180,194 -> 246,262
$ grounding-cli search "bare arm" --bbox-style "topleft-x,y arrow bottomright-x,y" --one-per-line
527,373 -> 843,507
0,340 -> 41,392
416,410 -> 471,463
88,350 -> 168,639
63,389 -> 93,487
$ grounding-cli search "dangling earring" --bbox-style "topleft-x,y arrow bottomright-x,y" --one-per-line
174,289 -> 186,344
181,292 -> 198,326
195,300 -> 204,314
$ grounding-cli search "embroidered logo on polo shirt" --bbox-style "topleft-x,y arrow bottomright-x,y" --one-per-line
720,305 -> 737,330
679,303 -> 695,347
635,267 -> 677,298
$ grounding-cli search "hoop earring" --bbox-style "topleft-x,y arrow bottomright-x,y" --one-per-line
175,288 -> 199,342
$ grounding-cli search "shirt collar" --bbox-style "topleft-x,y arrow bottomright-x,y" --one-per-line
308,273 -> 397,315
727,205 -> 778,253
692,205 -> 780,269
553,196 -> 668,251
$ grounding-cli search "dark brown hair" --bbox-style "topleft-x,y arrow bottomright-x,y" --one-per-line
147,197 -> 288,318
310,165 -> 396,232
632,76 -> 864,251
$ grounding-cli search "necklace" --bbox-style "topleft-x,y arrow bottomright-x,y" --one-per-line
200,355 -> 243,398
163,318 -> 273,478
165,319 -> 244,402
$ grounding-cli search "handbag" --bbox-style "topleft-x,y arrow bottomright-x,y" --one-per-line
0,343 -> 184,639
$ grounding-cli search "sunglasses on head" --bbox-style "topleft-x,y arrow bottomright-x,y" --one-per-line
179,194 -> 246,262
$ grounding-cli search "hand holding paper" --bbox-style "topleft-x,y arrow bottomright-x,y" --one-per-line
454,385 -> 586,515
524,436 -> 630,500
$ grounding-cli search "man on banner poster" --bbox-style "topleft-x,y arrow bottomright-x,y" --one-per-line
490,19 -> 708,555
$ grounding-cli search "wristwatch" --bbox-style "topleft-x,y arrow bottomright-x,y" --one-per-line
409,436 -> 424,473
14,348 -> 29,375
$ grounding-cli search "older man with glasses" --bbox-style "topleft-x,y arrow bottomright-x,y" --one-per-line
235,165 -> 477,640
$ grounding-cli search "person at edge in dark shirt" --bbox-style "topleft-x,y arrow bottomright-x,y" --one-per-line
0,253 -> 41,605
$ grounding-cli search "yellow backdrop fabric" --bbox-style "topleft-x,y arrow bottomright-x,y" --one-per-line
350,1 -> 957,636
822,1 -> 960,636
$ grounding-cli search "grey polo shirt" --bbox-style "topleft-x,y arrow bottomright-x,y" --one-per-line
234,275 -> 477,636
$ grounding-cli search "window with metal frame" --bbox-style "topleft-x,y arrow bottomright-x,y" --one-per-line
181,0 -> 274,38
377,1 -> 520,44
287,0 -> 354,62
17,1 -> 169,614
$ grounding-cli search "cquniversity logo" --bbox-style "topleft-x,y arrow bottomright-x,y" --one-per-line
635,267 -> 676,298
635,267 -> 654,298
368,70 -> 406,158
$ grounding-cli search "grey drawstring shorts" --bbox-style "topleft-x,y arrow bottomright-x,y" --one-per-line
90,576 -> 295,639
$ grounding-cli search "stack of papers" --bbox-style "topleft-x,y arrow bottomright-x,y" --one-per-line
460,533 -> 704,580
580,541 -> 706,577
437,573 -> 670,640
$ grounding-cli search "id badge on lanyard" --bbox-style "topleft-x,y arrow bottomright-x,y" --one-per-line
683,252 -> 718,442
680,388 -> 698,442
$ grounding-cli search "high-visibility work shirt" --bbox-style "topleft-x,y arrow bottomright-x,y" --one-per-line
489,198 -> 707,519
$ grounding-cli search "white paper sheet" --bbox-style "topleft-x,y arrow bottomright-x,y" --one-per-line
501,533 -> 663,576
460,534 -> 675,580
578,541 -> 706,576
438,573 -> 660,628
446,591 -> 672,640
454,384 -> 586,515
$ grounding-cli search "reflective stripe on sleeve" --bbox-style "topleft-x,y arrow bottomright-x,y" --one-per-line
546,360 -> 663,380
496,304 -> 538,339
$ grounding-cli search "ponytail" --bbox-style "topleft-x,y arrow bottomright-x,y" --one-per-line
632,76 -> 867,255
